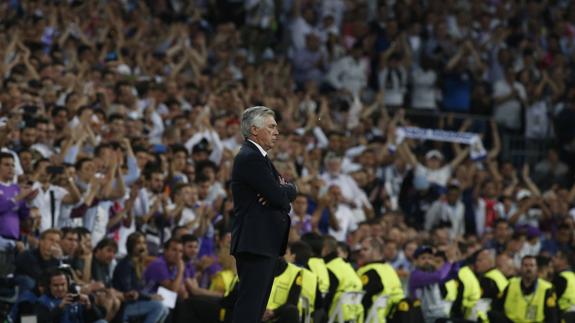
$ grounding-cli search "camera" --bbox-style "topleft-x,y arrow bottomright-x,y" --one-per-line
70,294 -> 80,302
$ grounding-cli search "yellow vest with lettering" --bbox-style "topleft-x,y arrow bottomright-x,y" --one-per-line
267,263 -> 302,310
558,271 -> 575,312
308,257 -> 330,295
504,277 -> 553,323
298,268 -> 318,316
357,262 -> 405,320
327,257 -> 364,321
458,266 -> 482,319
484,268 -> 509,296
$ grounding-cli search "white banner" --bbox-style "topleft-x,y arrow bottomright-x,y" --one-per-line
396,127 -> 487,160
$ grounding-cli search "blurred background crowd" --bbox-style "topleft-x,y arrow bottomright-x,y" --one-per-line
1,0 -> 575,322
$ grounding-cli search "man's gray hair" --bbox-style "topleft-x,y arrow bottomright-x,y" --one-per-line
241,106 -> 276,139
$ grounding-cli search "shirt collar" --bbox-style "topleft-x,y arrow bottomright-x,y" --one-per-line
248,139 -> 267,157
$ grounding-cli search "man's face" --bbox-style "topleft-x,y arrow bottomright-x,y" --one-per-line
173,151 -> 187,171
494,222 -> 509,241
49,274 -> 68,299
383,242 -> 398,261
183,241 -> 199,260
0,157 -> 15,182
521,258 -> 538,281
165,242 -> 184,265
293,196 -> 308,215
40,233 -> 61,260
416,253 -> 434,271
20,127 -> 37,146
198,181 -> 211,199
78,160 -> 96,180
132,236 -> 148,257
475,250 -> 494,274
179,186 -> 198,207
359,239 -> 374,262
95,246 -> 117,265
328,186 -> 343,203
53,110 -> 68,128
60,232 -> 79,256
110,119 -> 125,136
446,188 -> 460,205
326,159 -> 342,175
35,123 -> 49,144
148,173 -> 165,194
251,115 -> 278,151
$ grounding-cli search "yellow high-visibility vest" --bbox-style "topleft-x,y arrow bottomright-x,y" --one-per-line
357,262 -> 404,320
504,277 -> 553,323
326,257 -> 364,321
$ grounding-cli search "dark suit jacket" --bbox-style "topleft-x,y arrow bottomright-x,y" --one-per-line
230,140 -> 297,257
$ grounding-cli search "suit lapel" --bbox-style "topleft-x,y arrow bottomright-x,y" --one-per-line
244,141 -> 279,183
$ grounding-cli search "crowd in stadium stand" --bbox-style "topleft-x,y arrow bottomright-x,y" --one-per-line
1,0 -> 575,322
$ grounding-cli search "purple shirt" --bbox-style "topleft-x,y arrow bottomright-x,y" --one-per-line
143,256 -> 194,293
0,183 -> 30,239
408,262 -> 456,297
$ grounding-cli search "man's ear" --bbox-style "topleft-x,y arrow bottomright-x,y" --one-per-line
250,125 -> 258,137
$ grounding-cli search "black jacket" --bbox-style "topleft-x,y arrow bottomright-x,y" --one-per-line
230,141 -> 297,257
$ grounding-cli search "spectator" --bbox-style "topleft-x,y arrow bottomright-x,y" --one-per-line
289,193 -> 314,238
424,184 -> 465,239
0,152 -> 35,276
15,229 -> 63,291
35,268 -> 106,323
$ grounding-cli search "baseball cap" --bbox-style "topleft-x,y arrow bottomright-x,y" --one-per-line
425,149 -> 444,160
413,245 -> 434,259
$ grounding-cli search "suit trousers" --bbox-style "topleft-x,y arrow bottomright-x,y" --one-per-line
232,252 -> 277,323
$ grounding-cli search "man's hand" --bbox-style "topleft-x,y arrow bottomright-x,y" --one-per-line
177,258 -> 185,273
150,294 -> 164,301
79,293 -> 91,308
124,290 -> 139,301
262,309 -> 274,321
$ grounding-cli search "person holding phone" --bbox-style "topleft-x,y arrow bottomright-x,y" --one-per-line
35,268 -> 106,323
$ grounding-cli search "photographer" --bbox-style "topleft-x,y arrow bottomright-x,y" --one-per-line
36,268 -> 106,323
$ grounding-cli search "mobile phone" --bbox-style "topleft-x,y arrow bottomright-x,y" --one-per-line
47,166 -> 65,175
70,294 -> 80,302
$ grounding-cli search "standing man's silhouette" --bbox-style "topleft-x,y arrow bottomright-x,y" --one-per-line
230,106 -> 297,322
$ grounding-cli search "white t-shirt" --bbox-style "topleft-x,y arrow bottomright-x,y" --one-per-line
31,183 -> 69,232
415,164 -> 452,187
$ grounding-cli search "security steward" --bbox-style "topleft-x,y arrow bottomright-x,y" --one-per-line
357,237 -> 414,322
552,250 -> 575,321
471,248 -> 508,322
285,241 -> 325,322
323,236 -> 364,321
302,232 -> 330,296
492,255 -> 559,323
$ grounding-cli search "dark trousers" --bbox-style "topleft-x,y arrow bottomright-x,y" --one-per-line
232,253 -> 277,323
174,295 -> 221,323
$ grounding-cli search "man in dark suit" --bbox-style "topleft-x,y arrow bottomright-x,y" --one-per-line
231,106 -> 298,323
